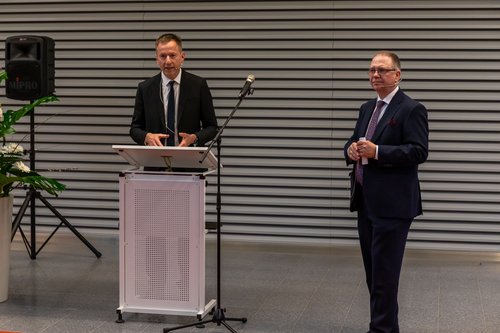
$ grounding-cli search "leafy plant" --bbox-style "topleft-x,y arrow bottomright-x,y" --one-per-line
0,71 -> 65,197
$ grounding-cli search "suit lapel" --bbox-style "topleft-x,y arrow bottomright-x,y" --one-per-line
151,74 -> 165,128
177,70 -> 188,125
371,90 -> 404,142
360,99 -> 377,136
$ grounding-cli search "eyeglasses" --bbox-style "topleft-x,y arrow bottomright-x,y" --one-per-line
368,67 -> 396,75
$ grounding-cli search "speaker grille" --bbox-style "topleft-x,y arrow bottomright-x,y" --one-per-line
5,60 -> 42,100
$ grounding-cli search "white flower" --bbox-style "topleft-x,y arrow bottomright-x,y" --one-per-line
14,161 -> 31,173
1,143 -> 24,155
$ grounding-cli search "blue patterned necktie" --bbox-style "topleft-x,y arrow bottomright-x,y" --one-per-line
355,100 -> 386,185
166,80 -> 176,146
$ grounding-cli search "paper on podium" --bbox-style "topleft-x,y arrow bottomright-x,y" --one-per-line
112,145 -> 219,171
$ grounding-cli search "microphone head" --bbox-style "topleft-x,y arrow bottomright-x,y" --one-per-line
247,74 -> 255,83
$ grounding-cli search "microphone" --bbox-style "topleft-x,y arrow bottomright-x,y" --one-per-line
238,74 -> 255,98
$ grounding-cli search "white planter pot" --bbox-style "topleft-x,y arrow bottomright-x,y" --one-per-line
0,195 -> 13,302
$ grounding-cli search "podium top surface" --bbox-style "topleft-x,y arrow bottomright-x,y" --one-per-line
112,145 -> 219,171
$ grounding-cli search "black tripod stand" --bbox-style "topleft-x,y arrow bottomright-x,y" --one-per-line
164,85 -> 253,333
10,106 -> 101,259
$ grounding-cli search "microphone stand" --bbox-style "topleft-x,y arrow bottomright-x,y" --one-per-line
163,88 -> 253,333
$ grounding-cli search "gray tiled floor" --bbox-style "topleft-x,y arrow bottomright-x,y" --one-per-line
1,231 -> 499,333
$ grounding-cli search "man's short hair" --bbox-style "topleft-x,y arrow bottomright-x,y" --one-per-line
373,51 -> 401,70
155,33 -> 183,50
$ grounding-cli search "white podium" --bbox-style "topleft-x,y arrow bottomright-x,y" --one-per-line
113,145 -> 217,321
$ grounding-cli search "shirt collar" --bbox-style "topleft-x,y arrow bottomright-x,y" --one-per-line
378,86 -> 399,105
161,69 -> 182,86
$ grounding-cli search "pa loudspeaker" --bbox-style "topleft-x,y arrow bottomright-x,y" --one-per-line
5,35 -> 55,100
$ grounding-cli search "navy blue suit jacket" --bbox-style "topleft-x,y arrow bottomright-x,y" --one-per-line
344,89 -> 429,219
130,70 -> 218,146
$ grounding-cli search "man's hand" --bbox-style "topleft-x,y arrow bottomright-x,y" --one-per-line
145,133 -> 168,146
348,142 -> 361,161
178,133 -> 198,147
356,139 -> 377,159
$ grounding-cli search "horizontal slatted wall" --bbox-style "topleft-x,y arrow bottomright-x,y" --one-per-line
0,1 -> 337,244
334,0 -> 500,251
2,1 -> 499,251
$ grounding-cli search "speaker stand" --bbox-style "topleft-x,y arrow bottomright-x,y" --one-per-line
10,106 -> 101,259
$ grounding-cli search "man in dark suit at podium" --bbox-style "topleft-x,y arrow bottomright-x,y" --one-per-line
344,51 -> 429,333
130,33 -> 218,147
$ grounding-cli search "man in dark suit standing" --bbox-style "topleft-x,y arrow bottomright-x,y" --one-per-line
344,51 -> 429,333
130,33 -> 218,147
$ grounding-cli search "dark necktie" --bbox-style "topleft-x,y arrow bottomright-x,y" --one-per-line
166,80 -> 176,146
355,100 -> 386,185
